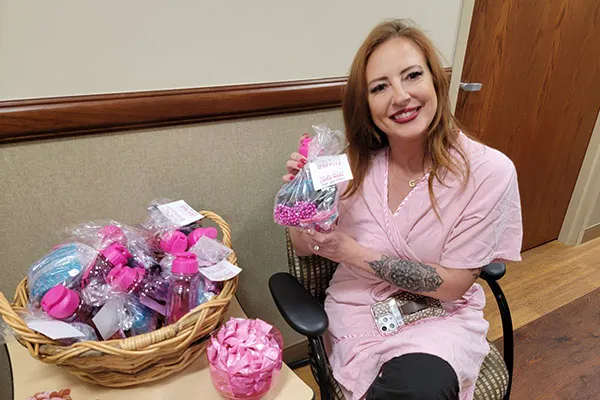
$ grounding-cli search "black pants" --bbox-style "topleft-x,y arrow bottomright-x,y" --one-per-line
365,353 -> 459,400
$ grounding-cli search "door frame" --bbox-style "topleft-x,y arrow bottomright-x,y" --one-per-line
449,0 -> 475,113
450,0 -> 600,247
559,111 -> 600,245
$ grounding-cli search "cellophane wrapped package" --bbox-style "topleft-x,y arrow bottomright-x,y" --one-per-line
274,125 -> 346,232
28,243 -> 97,305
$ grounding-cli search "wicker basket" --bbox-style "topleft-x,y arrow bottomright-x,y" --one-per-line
0,210 -> 239,387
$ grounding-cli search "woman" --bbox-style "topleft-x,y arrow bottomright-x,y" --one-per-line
283,20 -> 522,400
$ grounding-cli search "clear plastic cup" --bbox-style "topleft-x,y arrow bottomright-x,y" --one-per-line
207,326 -> 283,400
209,363 -> 280,400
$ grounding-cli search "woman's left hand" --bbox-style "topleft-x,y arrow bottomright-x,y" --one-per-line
301,227 -> 365,265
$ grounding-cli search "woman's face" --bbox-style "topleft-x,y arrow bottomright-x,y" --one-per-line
365,37 -> 438,143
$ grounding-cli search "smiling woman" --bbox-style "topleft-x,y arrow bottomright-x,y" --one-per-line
283,19 -> 523,400
341,21 -> 471,217
366,38 -> 438,144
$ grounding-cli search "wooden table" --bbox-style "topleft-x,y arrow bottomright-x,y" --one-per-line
5,298 -> 314,400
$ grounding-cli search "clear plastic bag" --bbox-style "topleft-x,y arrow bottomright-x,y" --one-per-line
141,198 -> 179,234
123,295 -> 157,336
188,236 -> 233,267
90,292 -> 134,340
28,243 -> 97,305
63,220 -> 158,270
62,220 -> 127,250
198,289 -> 216,305
81,280 -> 113,307
121,224 -> 159,270
274,125 -> 346,231
126,298 -> 157,336
203,277 -> 222,296
16,308 -> 98,344
0,315 -> 16,345
141,198 -> 204,236
141,198 -> 204,255
59,322 -> 99,344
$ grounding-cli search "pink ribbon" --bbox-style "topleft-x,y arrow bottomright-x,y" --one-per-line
207,318 -> 283,398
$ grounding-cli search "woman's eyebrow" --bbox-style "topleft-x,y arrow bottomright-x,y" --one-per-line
367,65 -> 422,86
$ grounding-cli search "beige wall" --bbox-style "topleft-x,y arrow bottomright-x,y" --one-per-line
0,1 -> 466,359
588,197 -> 600,228
0,110 -> 344,353
0,0 -> 461,100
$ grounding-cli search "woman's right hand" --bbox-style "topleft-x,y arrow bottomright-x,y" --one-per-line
282,134 -> 309,182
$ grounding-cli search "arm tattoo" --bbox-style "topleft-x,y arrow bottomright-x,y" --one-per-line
367,255 -> 443,292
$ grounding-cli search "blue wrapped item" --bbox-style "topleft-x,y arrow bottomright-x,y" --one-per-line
198,289 -> 215,305
27,243 -> 97,304
127,299 -> 157,336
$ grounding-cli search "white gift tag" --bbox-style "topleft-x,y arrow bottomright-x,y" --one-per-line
157,200 -> 204,227
199,260 -> 242,282
92,298 -> 121,340
26,319 -> 85,340
308,154 -> 353,191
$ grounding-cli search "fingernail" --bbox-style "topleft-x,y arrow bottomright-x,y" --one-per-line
297,163 -> 304,169
290,175 -> 295,180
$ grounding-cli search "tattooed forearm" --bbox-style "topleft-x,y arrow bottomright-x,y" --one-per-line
367,255 -> 443,292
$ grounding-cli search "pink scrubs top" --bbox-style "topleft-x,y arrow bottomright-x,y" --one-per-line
324,133 -> 523,399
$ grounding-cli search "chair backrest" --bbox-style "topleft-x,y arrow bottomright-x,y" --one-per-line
285,229 -> 338,304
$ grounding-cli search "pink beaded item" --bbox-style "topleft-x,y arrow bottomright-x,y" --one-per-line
273,201 -> 317,226
274,125 -> 346,231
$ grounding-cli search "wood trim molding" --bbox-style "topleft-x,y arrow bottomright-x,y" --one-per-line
0,68 -> 451,144
0,78 -> 346,143
582,223 -> 600,244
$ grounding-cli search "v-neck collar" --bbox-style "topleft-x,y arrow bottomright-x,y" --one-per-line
383,149 -> 429,217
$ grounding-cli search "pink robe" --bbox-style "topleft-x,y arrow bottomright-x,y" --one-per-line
324,134 -> 523,400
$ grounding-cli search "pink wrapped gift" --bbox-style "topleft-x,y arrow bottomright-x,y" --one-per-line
207,318 -> 283,399
27,388 -> 73,400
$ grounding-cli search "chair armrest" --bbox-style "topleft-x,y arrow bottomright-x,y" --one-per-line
479,261 -> 514,393
480,262 -> 506,282
269,272 -> 329,337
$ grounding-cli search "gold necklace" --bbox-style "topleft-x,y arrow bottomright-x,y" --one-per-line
408,177 -> 422,188
387,150 -> 430,188
408,170 -> 429,188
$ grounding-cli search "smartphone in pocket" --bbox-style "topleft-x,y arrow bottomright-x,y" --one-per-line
370,298 -> 404,335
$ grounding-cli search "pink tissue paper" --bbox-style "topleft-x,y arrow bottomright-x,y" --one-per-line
207,318 -> 283,399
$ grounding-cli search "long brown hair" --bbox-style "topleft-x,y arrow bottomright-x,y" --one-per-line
342,19 -> 470,215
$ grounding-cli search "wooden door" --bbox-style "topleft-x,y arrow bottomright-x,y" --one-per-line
455,0 -> 600,251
